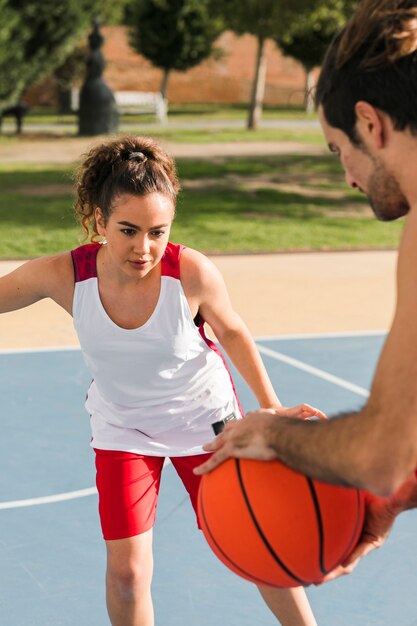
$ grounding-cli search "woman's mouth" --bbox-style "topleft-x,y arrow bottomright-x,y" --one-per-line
129,259 -> 150,268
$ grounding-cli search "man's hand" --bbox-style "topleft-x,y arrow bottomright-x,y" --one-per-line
194,409 -> 278,475
321,492 -> 396,582
322,472 -> 417,582
194,404 -> 326,476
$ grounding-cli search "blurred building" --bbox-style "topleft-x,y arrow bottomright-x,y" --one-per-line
25,26 -> 317,108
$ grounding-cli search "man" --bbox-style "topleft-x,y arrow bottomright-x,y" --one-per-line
195,0 -> 417,579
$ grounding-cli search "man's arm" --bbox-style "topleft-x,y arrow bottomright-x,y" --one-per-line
196,210 -> 417,496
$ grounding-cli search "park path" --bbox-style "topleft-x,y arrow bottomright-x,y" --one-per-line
0,135 -> 327,164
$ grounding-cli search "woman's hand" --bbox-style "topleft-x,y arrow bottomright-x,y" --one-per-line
274,403 -> 327,421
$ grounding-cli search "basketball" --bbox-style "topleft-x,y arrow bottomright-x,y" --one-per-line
198,458 -> 365,587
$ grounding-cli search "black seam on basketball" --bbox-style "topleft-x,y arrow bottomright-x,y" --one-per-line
236,459 -> 310,586
198,481 -> 278,587
306,478 -> 326,575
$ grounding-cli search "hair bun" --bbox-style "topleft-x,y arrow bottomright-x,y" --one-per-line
128,151 -> 147,162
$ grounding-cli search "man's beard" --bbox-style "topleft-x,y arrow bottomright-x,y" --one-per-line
367,159 -> 409,222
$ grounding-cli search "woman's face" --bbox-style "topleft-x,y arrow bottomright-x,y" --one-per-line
95,192 -> 175,280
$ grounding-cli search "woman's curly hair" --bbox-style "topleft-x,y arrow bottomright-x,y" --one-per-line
74,136 -> 180,240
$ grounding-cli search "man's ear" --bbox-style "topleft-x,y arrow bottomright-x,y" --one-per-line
355,101 -> 385,149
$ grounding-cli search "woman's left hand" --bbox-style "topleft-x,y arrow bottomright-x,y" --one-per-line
273,403 -> 327,420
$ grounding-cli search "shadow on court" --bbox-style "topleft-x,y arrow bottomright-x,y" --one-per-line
0,333 -> 416,626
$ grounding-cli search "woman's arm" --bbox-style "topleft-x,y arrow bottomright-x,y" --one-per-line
181,247 -> 281,408
181,248 -> 324,417
0,253 -> 74,315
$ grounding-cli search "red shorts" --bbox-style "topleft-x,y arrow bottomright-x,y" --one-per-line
94,449 -> 211,541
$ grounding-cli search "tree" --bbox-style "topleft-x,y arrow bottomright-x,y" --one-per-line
53,44 -> 89,112
210,0 -> 329,129
0,0 -> 127,110
128,0 -> 223,99
276,0 -> 357,112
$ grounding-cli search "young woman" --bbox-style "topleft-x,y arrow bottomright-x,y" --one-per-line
0,135 -> 324,626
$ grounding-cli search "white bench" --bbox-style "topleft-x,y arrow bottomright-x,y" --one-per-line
71,89 -> 167,123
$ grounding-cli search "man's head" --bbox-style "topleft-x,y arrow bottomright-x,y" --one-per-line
316,0 -> 417,143
316,0 -> 417,221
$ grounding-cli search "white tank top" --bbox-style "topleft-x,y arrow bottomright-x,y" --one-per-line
71,242 -> 242,456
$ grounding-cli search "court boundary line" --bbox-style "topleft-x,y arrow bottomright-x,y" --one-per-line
0,460 -> 172,510
0,345 -> 81,355
0,330 -> 386,355
256,344 -> 370,398
255,329 -> 386,341
0,487 -> 98,510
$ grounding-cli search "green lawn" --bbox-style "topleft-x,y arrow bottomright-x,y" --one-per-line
0,127 -> 324,145
0,155 -> 403,258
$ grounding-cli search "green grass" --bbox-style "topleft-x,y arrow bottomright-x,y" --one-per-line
1,126 -> 324,145
0,155 -> 403,258
176,154 -> 342,179
144,127 -> 324,144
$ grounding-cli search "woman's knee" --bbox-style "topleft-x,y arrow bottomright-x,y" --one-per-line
106,532 -> 154,598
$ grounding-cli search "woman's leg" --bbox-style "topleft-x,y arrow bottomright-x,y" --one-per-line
258,586 -> 318,626
95,449 -> 165,626
106,530 -> 154,626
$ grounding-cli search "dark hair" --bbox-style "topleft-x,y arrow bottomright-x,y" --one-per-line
74,135 -> 180,239
316,0 -> 417,142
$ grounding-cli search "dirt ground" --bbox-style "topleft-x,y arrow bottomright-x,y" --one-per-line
0,135 -> 328,164
0,136 -> 397,348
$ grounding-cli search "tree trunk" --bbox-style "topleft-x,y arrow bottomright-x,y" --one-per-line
304,67 -> 315,113
160,69 -> 170,100
247,35 -> 267,130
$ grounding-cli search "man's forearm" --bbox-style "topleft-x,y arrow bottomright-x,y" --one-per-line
265,409 -> 404,495
198,403 -> 415,496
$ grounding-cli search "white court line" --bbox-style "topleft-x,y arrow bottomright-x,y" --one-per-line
256,344 -> 370,398
255,329 -> 386,341
0,459 -> 172,510
0,487 -> 97,510
0,345 -> 80,355
0,330 -> 386,355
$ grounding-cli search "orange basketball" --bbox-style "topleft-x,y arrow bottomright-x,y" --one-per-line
198,458 -> 365,587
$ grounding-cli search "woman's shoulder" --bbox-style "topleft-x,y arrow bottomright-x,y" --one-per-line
179,245 -> 213,272
17,251 -> 75,308
28,250 -> 74,276
179,245 -> 222,294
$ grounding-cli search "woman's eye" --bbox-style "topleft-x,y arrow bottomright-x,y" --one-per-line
121,228 -> 136,236
151,230 -> 165,237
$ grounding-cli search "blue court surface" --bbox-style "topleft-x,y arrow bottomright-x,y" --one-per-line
0,332 -> 416,626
